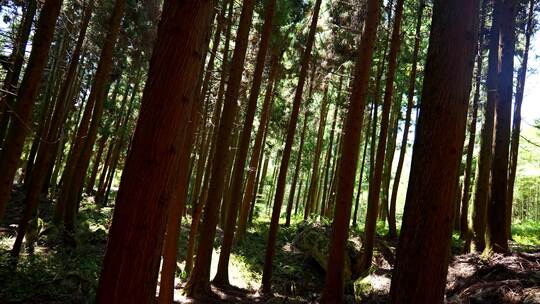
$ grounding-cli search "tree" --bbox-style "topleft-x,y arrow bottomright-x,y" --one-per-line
487,0 -> 518,253
361,0 -> 405,272
260,0 -> 322,293
473,0 -> 502,252
95,0 -> 215,301
388,0 -> 425,238
507,0 -> 535,238
319,0 -> 381,301
185,0 -> 256,296
0,0 -> 64,221
389,0 -> 479,301
213,0 -> 277,285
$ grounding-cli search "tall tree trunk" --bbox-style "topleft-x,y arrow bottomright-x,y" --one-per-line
186,0 -> 256,296
58,0 -> 126,236
0,0 -> 64,221
286,110 -> 309,226
260,0 -> 322,293
352,104 -> 372,226
320,0 -> 381,300
158,85 -> 202,304
9,0 -> 95,260
0,0 -> 37,146
360,0 -> 404,272
95,0 -> 214,301
388,0 -> 425,238
86,135 -> 106,194
305,84 -> 329,219
507,0 -> 534,239
380,91 -> 401,223
461,0 -> 488,240
214,0 -> 276,277
473,0 -> 501,253
487,0 -> 516,254
389,0 -> 479,301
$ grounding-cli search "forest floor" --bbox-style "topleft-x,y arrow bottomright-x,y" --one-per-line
0,191 -> 539,303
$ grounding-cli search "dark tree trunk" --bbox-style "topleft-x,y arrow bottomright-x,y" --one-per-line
487,0 -> 517,254
473,0 -> 501,253
261,0 -> 322,293
186,0 -> 256,296
0,0 -> 64,221
389,0 -> 479,301
95,0 -> 214,301
361,0 -> 404,272
320,0 -> 381,301
460,1 -> 488,240
507,0 -> 534,238
388,0 -> 425,238
0,0 -> 37,146
286,110 -> 309,226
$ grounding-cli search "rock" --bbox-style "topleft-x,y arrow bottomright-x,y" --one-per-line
292,221 -> 361,282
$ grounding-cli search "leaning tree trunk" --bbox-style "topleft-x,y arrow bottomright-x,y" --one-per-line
460,0 -> 487,240
9,0 -> 95,260
507,0 -> 534,239
388,0 -> 425,239
487,0 -> 517,254
0,0 -> 64,221
472,0 -> 501,253
185,0 -> 256,296
389,0 -> 479,302
360,0 -> 404,273
214,0 -> 277,284
305,84 -> 329,219
0,0 -> 37,146
320,0 -> 381,302
95,0 -> 214,302
286,110 -> 309,226
60,0 -> 127,236
261,0 -> 322,293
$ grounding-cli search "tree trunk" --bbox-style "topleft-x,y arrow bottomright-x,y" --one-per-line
388,0 -> 425,238
460,1 -> 488,240
487,0 -> 516,254
360,0 -> 404,272
185,0 -> 256,296
9,0 -> 94,260
214,0 -> 276,278
260,0 -> 322,293
95,0 -> 214,301
305,84 -> 329,219
507,0 -> 534,239
0,0 -> 37,146
0,0 -> 64,221
286,110 -> 309,226
86,135 -> 106,194
472,0 -> 501,253
352,104 -> 372,226
389,0 -> 479,301
320,0 -> 381,300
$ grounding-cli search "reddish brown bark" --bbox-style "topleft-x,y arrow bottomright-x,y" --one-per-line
460,1 -> 488,239
389,0 -> 479,301
487,0 -> 517,254
507,0 -> 534,238
261,0 -> 322,293
319,0 -> 381,301
214,0 -> 277,285
0,0 -> 63,221
473,0 -> 502,253
361,0 -> 404,272
95,0 -> 214,301
185,0 -> 256,296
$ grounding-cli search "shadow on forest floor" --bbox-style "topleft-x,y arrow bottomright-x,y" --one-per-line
0,189 -> 539,303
